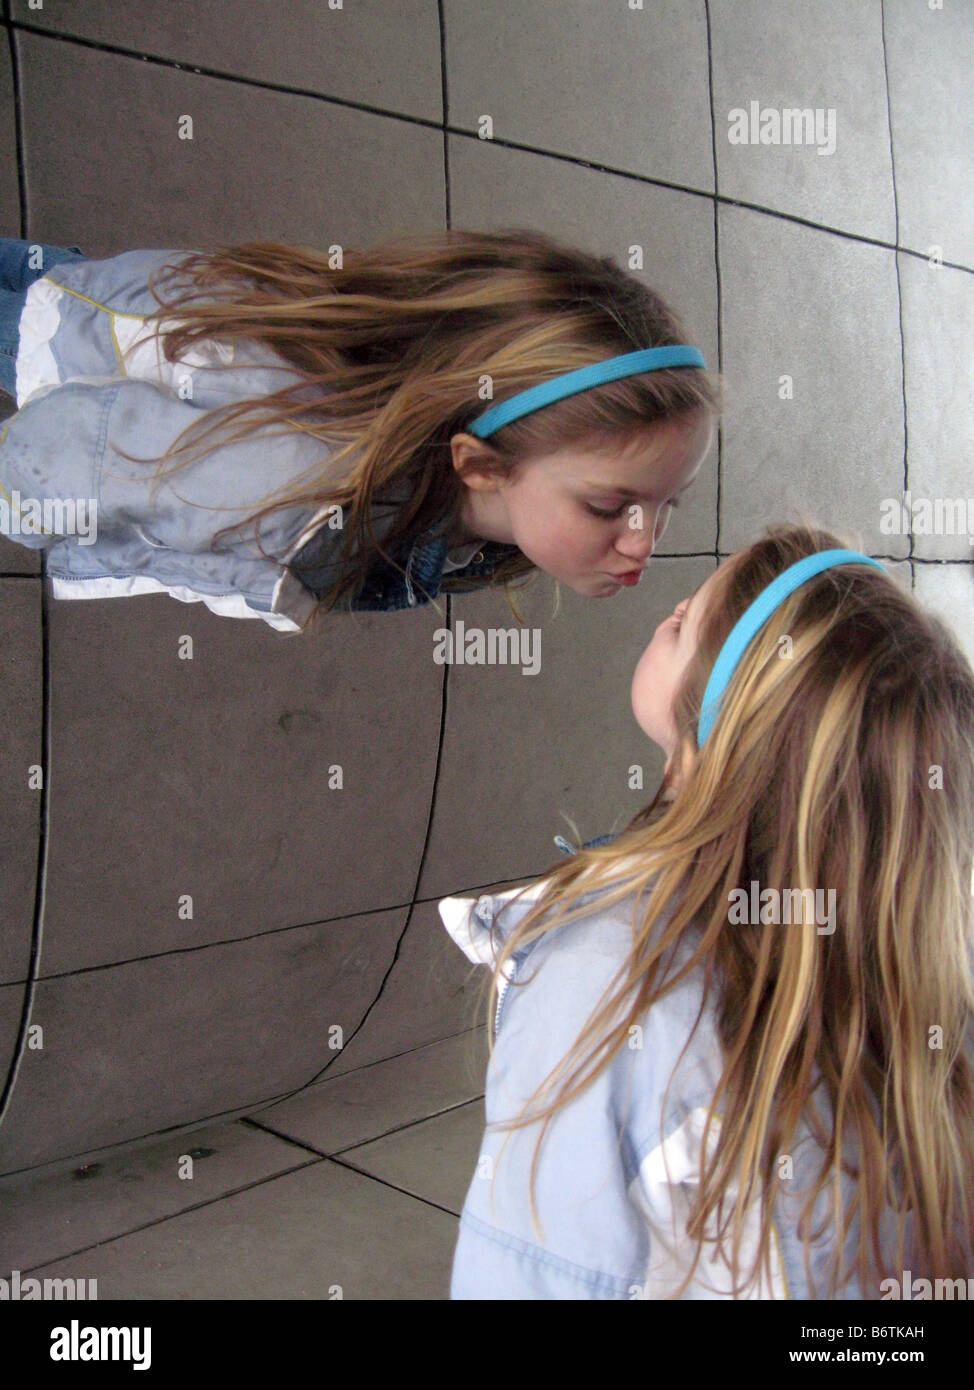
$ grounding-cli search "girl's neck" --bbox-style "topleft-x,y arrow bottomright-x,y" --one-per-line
446,517 -> 478,548
448,489 -> 513,549
446,494 -> 485,548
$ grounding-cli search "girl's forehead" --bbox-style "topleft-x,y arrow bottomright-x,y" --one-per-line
539,430 -> 702,486
688,558 -> 733,628
686,558 -> 733,625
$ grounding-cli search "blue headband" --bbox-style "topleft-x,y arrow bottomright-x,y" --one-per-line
465,345 -> 707,438
696,549 -> 887,747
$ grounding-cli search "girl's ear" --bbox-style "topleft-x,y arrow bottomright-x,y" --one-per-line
663,734 -> 698,797
450,433 -> 506,491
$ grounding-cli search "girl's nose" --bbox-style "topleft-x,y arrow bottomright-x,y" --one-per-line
614,510 -> 664,560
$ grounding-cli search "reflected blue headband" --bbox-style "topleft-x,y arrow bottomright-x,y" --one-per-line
696,549 -> 887,747
465,345 -> 707,438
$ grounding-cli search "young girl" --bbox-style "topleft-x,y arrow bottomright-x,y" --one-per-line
0,232 -> 716,632
440,520 -> 974,1299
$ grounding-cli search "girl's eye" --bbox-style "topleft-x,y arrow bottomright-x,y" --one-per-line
586,496 -> 681,520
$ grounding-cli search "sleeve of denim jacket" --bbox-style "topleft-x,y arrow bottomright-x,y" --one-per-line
0,375 -> 323,572
440,887 -> 669,1300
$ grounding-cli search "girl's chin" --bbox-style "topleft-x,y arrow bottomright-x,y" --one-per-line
549,572 -> 617,595
632,716 -> 668,752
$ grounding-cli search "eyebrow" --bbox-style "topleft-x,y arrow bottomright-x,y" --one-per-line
583,478 -> 696,500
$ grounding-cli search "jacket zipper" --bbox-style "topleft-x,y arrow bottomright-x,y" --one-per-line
493,946 -> 529,1036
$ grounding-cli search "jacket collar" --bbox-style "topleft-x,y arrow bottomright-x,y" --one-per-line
276,508 -> 520,620
354,528 -> 519,611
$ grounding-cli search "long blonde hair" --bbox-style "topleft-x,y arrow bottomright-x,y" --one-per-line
125,229 -> 719,623
481,520 -> 974,1297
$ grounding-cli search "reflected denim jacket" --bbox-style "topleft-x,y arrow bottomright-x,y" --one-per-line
0,247 -> 520,630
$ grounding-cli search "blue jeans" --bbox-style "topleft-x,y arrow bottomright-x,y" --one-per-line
0,238 -> 87,396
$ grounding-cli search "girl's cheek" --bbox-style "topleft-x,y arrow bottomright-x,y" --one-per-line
632,642 -> 656,695
552,511 -> 598,558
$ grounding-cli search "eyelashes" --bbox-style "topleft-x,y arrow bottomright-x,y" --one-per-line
587,496 -> 683,520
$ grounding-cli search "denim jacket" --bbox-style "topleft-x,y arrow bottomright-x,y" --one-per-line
0,249 -> 518,630
439,841 -> 901,1300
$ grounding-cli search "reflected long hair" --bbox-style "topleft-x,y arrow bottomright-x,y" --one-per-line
121,229 -> 719,625
480,520 -> 974,1297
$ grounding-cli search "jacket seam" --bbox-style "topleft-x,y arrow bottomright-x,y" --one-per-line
44,278 -> 145,373
43,278 -> 146,321
92,382 -> 121,507
47,569 -> 282,605
458,1210 -> 635,1296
